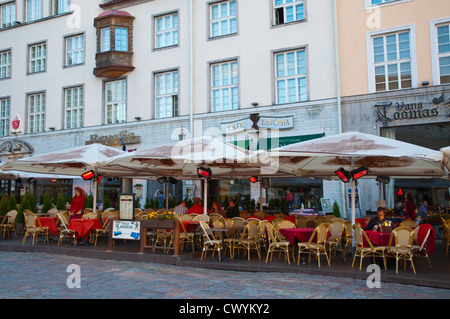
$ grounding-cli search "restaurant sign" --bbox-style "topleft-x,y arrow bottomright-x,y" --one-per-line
221,114 -> 294,135
112,220 -> 140,240
374,94 -> 450,127
85,130 -> 140,146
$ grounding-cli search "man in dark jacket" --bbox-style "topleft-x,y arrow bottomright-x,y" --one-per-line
226,199 -> 240,218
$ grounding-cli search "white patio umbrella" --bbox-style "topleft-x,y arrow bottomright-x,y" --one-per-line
105,136 -> 281,214
441,146 -> 450,172
1,143 -> 144,215
253,131 -> 446,227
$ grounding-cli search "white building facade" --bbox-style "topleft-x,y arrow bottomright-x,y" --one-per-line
0,0 -> 344,213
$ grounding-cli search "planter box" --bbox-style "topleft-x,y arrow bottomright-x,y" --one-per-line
141,219 -> 176,229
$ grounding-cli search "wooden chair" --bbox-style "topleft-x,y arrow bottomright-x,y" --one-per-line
23,211 -> 49,245
57,212 -> 77,246
352,224 -> 387,271
209,213 -> 224,224
212,219 -> 235,258
298,223 -> 330,268
388,226 -> 416,274
0,210 -> 17,238
180,214 -> 193,221
47,207 -> 59,217
326,220 -> 346,261
236,220 -> 261,261
266,222 -> 291,264
199,220 -> 223,261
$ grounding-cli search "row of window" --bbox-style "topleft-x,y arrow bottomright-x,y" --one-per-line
0,46 -> 308,135
370,22 -> 450,92
0,0 -> 70,28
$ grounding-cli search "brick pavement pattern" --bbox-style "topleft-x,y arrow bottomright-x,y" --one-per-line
0,251 -> 448,299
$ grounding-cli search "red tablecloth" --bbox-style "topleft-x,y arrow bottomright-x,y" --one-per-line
182,221 -> 199,233
68,218 -> 103,240
279,228 -> 316,245
364,231 -> 391,247
262,215 -> 276,223
36,217 -> 59,236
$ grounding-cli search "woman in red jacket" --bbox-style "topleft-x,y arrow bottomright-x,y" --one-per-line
404,192 -> 416,220
69,187 -> 86,221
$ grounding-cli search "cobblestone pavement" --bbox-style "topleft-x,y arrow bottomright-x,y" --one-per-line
0,251 -> 448,300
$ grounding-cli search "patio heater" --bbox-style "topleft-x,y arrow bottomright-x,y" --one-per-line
197,167 -> 212,215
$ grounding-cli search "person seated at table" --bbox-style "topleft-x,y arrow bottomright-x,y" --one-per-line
188,197 -> 208,214
69,187 -> 86,221
366,207 -> 391,231
226,199 -> 240,218
174,200 -> 188,215
210,201 -> 225,217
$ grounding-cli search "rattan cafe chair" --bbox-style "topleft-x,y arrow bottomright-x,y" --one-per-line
199,220 -> 223,261
388,226 -> 416,274
57,212 -> 77,246
298,223 -> 330,268
0,210 -> 17,239
327,220 -> 346,261
266,222 -> 291,264
352,224 -> 387,271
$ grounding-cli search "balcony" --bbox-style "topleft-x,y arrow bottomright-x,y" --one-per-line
93,10 -> 135,79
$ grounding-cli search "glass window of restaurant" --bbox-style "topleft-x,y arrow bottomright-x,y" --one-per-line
381,122 -> 450,213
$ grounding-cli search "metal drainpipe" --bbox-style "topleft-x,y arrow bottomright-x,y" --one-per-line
189,0 -> 194,136
332,0 -> 347,219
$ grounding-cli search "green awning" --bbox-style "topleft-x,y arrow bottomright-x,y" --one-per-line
229,133 -> 325,151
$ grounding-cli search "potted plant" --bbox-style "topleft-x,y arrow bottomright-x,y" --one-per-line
332,201 -> 341,218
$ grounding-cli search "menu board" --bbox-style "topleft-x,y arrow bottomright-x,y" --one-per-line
320,198 -> 333,214
119,193 -> 134,221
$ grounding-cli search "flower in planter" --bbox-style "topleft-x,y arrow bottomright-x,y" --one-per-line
145,211 -> 174,221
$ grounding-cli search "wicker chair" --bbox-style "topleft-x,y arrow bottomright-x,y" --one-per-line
23,211 -> 49,245
295,215 -> 308,228
266,222 -> 291,264
236,220 -> 261,261
199,221 -> 223,261
388,226 -> 416,274
352,224 -> 387,271
254,210 -> 266,219
180,214 -> 193,221
443,221 -> 450,255
298,223 -> 331,268
193,214 -> 210,223
232,217 -> 246,228
326,220 -> 346,261
212,219 -> 235,258
0,210 -> 17,239
400,219 -> 418,228
175,216 -> 195,253
82,212 -> 97,219
57,212 -> 77,246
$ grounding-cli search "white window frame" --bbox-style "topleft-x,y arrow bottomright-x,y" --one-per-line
209,0 -> 237,38
155,12 -> 179,49
155,70 -> 179,119
27,92 -> 45,133
430,18 -> 450,86
1,2 -> 16,28
366,25 -> 417,93
274,48 -> 308,104
26,0 -> 42,22
365,0 -> 413,10
28,42 -> 46,74
115,27 -> 128,51
0,97 -> 10,137
211,60 -> 239,112
273,0 -> 305,26
65,33 -> 84,66
105,79 -> 127,124
0,50 -> 11,79
100,27 -> 111,52
52,0 -> 70,15
64,86 -> 83,129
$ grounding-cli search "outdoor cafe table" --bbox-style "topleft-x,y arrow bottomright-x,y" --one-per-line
364,230 -> 391,247
279,228 -> 316,245
36,217 -> 59,236
68,218 -> 103,241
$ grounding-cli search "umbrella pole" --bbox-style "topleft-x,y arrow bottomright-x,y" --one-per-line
203,178 -> 207,215
166,182 -> 169,210
93,177 -> 98,216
